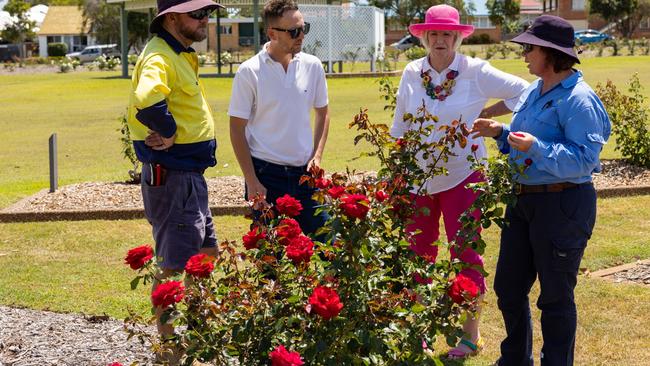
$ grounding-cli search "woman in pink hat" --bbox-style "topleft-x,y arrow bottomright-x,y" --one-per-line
390,4 -> 529,359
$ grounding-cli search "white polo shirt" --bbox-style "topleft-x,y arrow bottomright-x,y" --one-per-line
391,53 -> 529,194
228,43 -> 329,167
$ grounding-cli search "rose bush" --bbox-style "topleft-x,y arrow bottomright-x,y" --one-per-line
124,86 -> 520,365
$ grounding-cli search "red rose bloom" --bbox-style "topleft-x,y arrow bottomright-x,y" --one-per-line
184,253 -> 215,278
434,85 -> 443,93
448,274 -> 480,304
339,194 -> 370,219
124,245 -> 154,270
276,194 -> 303,217
270,345 -> 304,366
525,158 -> 533,166
243,226 -> 266,250
446,70 -> 459,79
108,363 -> 123,366
308,286 -> 344,320
285,235 -> 314,265
327,185 -> 346,199
151,281 -> 185,308
396,138 -> 406,148
471,144 -> 479,152
315,177 -> 332,189
375,190 -> 388,202
275,218 -> 303,244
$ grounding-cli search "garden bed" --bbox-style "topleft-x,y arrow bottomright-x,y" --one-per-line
0,306 -> 153,366
590,259 -> 650,286
0,159 -> 649,223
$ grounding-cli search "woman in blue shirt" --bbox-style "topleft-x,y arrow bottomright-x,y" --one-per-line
472,16 -> 610,366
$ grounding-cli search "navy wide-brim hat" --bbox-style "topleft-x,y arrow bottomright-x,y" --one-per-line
510,15 -> 580,63
150,0 -> 225,34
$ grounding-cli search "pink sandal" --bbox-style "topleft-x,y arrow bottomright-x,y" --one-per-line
446,337 -> 484,359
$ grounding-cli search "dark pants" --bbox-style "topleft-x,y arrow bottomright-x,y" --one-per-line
494,183 -> 596,366
249,157 -> 328,240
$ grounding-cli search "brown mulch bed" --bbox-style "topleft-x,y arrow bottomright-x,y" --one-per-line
0,306 -> 154,366
2,160 -> 649,214
611,262 -> 650,285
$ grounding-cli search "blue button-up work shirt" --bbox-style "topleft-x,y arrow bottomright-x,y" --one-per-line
495,70 -> 611,184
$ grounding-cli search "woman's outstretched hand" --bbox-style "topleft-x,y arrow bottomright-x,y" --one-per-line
471,118 -> 503,138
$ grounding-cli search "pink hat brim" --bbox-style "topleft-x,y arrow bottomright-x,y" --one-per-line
409,23 -> 474,39
150,0 -> 225,33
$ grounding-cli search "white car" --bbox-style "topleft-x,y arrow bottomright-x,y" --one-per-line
66,44 -> 120,63
390,35 -> 421,51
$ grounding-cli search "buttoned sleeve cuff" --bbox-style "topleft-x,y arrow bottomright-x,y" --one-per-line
136,100 -> 177,138
494,124 -> 511,154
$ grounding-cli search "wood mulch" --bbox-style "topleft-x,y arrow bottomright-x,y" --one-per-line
0,306 -> 154,366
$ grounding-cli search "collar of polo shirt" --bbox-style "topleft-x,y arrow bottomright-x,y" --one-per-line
260,42 -> 301,65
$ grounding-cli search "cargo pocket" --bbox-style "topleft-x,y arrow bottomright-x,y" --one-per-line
551,237 -> 586,273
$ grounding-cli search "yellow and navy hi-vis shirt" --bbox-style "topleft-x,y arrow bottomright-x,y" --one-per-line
127,28 -> 216,171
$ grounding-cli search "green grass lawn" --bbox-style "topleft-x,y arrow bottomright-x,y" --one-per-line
0,195 -> 649,365
2,56 -> 650,209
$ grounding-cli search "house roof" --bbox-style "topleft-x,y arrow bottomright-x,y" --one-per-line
38,6 -> 89,35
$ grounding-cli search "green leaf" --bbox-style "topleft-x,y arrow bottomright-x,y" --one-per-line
130,276 -> 141,290
411,303 -> 426,313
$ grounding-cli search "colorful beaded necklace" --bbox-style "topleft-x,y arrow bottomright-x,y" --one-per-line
420,69 -> 459,102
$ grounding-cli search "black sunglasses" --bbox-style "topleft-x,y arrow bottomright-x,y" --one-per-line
271,22 -> 310,39
521,43 -> 534,54
187,8 -> 214,20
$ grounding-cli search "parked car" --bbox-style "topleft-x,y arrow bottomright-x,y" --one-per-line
66,44 -> 120,63
0,44 -> 21,62
390,34 -> 421,51
574,29 -> 612,44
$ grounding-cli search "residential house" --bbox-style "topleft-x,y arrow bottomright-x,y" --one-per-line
37,6 -> 94,57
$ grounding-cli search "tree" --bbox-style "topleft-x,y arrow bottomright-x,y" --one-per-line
81,0 -> 148,51
589,0 -> 644,38
486,0 -> 520,35
1,0 -> 37,57
371,0 -> 474,31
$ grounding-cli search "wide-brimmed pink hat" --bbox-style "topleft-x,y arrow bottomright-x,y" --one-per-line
409,5 -> 474,39
150,0 -> 225,34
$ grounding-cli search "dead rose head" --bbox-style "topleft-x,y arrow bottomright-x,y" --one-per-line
276,194 -> 303,217
339,193 -> 370,219
243,226 -> 267,250
124,245 -> 154,270
285,235 -> 314,265
270,345 -> 304,366
275,218 -> 303,244
308,285 -> 344,320
184,253 -> 215,278
151,280 -> 185,308
447,274 -> 480,304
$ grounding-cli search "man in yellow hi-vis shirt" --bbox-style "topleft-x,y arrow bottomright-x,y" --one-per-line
127,0 -> 224,353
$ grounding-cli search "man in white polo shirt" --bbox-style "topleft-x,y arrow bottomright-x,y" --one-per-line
228,0 -> 330,237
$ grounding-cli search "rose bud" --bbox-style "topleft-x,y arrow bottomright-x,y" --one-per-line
471,144 -> 479,152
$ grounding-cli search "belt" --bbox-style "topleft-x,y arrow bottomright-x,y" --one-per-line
514,182 -> 587,195
251,157 -> 307,172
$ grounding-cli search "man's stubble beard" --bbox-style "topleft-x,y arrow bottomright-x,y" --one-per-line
179,23 -> 207,42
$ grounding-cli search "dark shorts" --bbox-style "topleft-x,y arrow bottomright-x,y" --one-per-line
141,167 -> 216,270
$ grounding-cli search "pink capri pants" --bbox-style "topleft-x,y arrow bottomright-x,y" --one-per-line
407,170 -> 486,292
